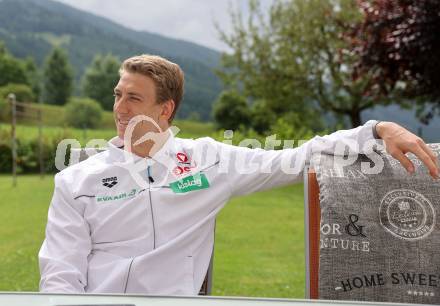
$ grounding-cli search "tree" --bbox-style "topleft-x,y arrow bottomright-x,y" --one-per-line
250,99 -> 276,134
82,54 -> 121,111
43,47 -> 73,105
0,42 -> 6,55
349,0 -> 440,123
65,98 -> 103,129
0,42 -> 29,87
24,57 -> 41,102
213,90 -> 251,130
218,0 -> 394,128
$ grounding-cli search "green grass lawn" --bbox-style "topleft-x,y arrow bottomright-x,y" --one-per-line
213,184 -> 305,298
0,175 -> 305,297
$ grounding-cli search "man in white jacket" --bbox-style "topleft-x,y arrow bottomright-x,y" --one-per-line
39,54 -> 439,295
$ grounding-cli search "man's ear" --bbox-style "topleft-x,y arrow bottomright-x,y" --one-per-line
161,99 -> 175,122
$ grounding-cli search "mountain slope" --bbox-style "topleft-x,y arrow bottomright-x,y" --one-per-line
0,0 -> 223,120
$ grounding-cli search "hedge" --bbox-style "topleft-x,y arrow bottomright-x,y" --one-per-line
0,128 -> 73,174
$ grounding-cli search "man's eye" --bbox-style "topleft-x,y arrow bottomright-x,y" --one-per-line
114,93 -> 121,99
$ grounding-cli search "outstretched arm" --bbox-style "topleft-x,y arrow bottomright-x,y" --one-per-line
218,120 -> 438,198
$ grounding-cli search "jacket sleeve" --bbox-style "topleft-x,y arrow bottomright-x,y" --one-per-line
38,172 -> 92,293
218,120 -> 380,197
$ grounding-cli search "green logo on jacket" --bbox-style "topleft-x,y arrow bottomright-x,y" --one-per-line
170,173 -> 210,193
97,189 -> 137,203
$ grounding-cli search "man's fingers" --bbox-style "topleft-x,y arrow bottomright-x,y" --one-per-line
380,123 -> 439,178
410,145 -> 439,179
389,149 -> 415,174
417,138 -> 439,168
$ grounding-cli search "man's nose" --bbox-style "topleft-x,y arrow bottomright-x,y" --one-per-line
114,97 -> 128,113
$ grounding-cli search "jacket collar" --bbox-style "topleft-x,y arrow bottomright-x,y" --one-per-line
108,129 -> 176,166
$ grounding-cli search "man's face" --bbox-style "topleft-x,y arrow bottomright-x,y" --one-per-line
113,71 -> 164,140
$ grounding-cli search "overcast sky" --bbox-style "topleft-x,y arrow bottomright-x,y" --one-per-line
54,0 -> 274,52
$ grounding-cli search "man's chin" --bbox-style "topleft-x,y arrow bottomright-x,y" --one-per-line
117,129 -> 126,140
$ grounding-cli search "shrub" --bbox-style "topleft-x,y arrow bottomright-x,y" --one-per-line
0,99 -> 10,122
65,98 -> 103,129
0,83 -> 35,103
0,128 -> 74,174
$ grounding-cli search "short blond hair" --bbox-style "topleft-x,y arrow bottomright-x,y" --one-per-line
120,54 -> 184,122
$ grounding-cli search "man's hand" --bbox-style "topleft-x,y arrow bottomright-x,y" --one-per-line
376,121 -> 439,179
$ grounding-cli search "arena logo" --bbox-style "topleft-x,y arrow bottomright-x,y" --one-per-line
379,189 -> 436,240
102,176 -> 118,188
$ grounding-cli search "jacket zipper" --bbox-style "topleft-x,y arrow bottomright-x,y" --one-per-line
123,258 -> 135,293
122,164 -> 155,292
147,165 -> 156,249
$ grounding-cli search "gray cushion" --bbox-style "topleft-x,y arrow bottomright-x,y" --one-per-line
312,143 -> 440,303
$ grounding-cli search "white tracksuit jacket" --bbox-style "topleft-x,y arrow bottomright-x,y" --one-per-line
39,120 -> 379,294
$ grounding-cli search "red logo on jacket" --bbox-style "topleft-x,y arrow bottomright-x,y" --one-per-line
173,152 -> 197,176
176,152 -> 189,163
